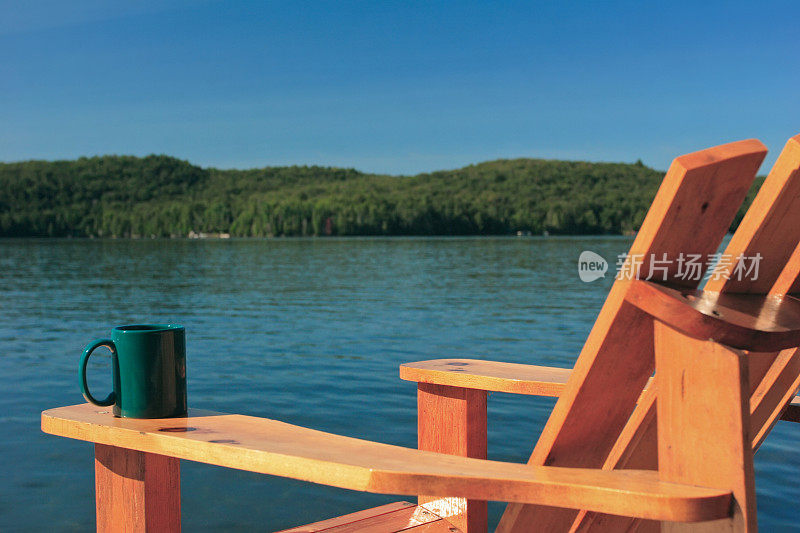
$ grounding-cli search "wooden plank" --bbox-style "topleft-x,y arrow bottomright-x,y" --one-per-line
654,322 -> 757,532
403,520 -> 462,533
41,404 -> 733,523
624,281 -> 800,352
94,443 -> 181,533
747,351 -> 781,395
417,384 -> 487,533
599,386 -> 658,472
706,134 -> 800,294
318,505 -> 444,533
278,501 -> 463,533
569,387 -> 660,533
771,231 -> 800,296
401,359 -> 800,424
417,384 -> 487,459
498,139 -> 766,533
749,349 -> 800,449
323,509 -> 442,533
401,360 -> 571,397
276,502 -> 417,532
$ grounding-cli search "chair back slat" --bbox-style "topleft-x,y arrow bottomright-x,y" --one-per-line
707,135 -> 800,295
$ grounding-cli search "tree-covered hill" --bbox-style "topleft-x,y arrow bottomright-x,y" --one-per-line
0,155 -> 760,238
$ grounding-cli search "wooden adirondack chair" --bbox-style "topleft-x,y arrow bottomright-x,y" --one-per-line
41,136 -> 800,533
402,134 -> 800,532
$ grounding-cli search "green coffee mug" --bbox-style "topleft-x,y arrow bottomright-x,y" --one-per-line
79,324 -> 187,418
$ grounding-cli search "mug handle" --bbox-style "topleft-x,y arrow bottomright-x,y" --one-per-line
79,339 -> 116,406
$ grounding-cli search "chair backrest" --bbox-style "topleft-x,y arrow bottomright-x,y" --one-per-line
708,135 -> 800,454
578,134 -> 800,533
498,135 -> 800,532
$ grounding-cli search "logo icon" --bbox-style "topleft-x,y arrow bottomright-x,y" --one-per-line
578,251 -> 608,282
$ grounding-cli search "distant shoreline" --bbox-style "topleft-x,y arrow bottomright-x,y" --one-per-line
0,234 -> 664,242
0,155 -> 758,238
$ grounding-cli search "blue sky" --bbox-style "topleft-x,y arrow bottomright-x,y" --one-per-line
2,0 -> 798,174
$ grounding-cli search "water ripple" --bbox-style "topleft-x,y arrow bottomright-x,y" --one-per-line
1,237 -> 797,531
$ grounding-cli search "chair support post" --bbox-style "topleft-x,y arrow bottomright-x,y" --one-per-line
654,322 -> 757,533
94,443 -> 181,532
417,382 -> 487,533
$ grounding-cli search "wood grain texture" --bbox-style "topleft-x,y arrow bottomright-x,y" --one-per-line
417,384 -> 487,533
401,360 -> 571,397
498,139 -> 767,533
406,354 -> 795,529
771,237 -> 800,297
655,322 -> 757,533
325,506 -> 442,533
94,443 -> 181,533
400,359 -> 800,423
41,404 -> 732,523
277,502 -> 416,532
277,502 -> 457,533
402,520 -> 462,533
403,352 -> 794,530
706,134 -> 800,295
717,135 -> 800,466
572,135 -> 800,533
749,349 -> 800,449
624,280 -> 800,352
569,387 -> 660,532
707,134 -> 800,454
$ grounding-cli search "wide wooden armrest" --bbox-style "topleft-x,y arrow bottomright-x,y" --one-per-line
400,358 -> 572,396
42,403 -> 730,523
400,359 -> 800,422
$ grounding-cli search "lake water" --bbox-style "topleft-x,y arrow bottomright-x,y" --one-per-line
1,237 -> 798,531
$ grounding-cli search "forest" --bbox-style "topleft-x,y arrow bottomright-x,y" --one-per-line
0,155 -> 761,238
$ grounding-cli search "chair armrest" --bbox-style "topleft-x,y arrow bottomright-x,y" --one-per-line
401,359 -> 800,424
42,403 -> 730,523
400,359 -> 571,397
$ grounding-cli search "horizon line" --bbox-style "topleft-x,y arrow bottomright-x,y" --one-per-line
0,152 -> 663,176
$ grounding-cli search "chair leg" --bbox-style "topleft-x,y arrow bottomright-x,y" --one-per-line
94,444 -> 181,532
654,322 -> 757,532
417,383 -> 487,533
